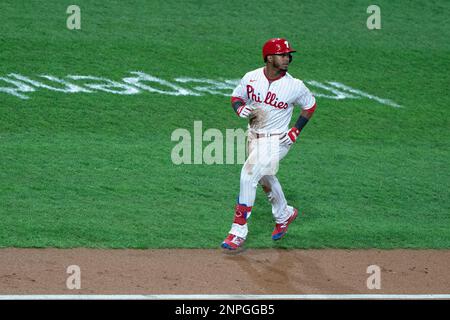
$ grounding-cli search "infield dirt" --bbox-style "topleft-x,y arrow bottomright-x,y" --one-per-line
0,249 -> 449,294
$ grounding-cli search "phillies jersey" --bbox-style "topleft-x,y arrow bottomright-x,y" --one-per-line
231,67 -> 316,133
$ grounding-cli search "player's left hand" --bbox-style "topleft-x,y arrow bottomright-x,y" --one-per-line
280,127 -> 300,146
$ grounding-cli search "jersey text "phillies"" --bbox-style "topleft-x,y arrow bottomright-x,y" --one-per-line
232,67 -> 315,133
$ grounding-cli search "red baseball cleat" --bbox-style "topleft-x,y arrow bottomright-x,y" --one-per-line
221,234 -> 245,250
272,208 -> 298,241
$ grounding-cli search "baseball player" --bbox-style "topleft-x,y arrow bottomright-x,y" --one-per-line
221,38 -> 317,250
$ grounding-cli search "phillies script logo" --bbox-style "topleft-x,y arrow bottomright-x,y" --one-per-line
246,85 -> 288,109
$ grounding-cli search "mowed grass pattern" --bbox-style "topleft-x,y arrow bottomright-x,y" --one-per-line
0,0 -> 449,248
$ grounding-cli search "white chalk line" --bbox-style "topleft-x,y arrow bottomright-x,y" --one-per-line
0,294 -> 449,300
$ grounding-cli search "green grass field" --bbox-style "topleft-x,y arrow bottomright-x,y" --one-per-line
1,0 -> 449,248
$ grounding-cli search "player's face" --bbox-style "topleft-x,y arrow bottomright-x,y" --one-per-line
272,53 -> 291,71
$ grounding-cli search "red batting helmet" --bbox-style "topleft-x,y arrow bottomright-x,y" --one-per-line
262,38 -> 296,62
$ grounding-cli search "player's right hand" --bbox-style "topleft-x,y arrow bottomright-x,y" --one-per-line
236,104 -> 255,118
280,127 -> 300,146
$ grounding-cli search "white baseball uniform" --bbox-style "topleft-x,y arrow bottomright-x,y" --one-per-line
228,67 -> 316,239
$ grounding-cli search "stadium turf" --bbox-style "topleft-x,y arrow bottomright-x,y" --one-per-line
0,0 -> 449,248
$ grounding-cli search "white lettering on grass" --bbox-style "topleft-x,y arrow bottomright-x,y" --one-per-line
67,75 -> 139,94
174,77 -> 236,96
9,74 -> 91,93
0,77 -> 35,99
0,72 -> 401,107
328,81 -> 401,108
123,72 -> 200,96
305,80 -> 358,100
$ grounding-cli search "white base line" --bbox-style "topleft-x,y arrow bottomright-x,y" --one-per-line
0,294 -> 449,300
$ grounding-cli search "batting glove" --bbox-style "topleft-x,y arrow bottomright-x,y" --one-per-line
236,104 -> 255,118
280,127 -> 300,146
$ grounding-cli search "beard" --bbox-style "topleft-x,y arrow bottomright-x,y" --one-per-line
273,59 -> 289,71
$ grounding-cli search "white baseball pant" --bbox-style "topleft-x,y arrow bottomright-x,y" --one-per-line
228,132 -> 295,239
